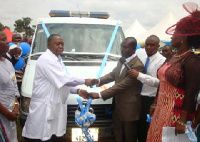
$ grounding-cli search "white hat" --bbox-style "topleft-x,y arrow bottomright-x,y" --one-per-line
9,44 -> 22,51
9,44 -> 22,56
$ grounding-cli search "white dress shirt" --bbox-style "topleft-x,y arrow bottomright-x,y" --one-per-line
137,73 -> 160,87
98,54 -> 137,98
120,53 -> 136,74
6,52 -> 12,59
197,92 -> 200,105
22,49 -> 85,141
137,52 -> 166,97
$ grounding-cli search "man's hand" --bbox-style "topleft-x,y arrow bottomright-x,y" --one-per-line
78,89 -> 90,99
85,79 -> 99,87
88,92 -> 100,99
128,69 -> 139,78
85,79 -> 92,87
91,79 -> 99,87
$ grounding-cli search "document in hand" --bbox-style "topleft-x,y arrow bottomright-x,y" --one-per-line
162,127 -> 193,142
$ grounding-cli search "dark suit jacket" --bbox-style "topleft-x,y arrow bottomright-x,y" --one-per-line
2,53 -> 18,66
100,55 -> 145,121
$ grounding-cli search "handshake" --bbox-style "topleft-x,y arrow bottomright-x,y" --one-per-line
78,79 -> 102,100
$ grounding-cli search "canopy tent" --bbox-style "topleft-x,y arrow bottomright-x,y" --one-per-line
136,12 -> 178,44
125,19 -> 147,37
3,28 -> 13,42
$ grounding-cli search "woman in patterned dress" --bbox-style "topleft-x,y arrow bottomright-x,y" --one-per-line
147,2 -> 200,142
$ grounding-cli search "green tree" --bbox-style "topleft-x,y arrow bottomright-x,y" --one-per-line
0,23 -> 10,30
14,17 -> 35,36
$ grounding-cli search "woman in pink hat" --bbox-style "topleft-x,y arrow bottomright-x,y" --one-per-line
147,2 -> 200,142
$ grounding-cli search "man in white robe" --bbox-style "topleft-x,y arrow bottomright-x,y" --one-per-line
22,34 -> 91,142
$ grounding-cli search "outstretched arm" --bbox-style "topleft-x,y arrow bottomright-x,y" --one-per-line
128,69 -> 159,87
70,87 -> 89,99
88,92 -> 100,99
85,79 -> 99,88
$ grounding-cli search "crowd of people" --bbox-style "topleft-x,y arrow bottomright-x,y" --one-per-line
87,2 -> 200,142
0,1 -> 200,142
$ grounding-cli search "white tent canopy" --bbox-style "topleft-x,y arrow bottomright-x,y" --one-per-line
125,19 -> 147,37
136,12 -> 178,43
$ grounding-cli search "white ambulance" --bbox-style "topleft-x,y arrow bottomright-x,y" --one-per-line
20,10 -> 125,141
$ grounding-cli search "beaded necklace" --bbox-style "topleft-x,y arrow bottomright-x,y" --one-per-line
174,50 -> 191,58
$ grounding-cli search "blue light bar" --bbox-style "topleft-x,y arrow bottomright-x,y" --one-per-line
49,10 -> 70,17
90,12 -> 109,19
49,10 -> 109,19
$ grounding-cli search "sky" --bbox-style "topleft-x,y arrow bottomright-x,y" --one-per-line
0,0 -> 200,32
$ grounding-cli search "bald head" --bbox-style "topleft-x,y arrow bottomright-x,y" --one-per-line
120,37 -> 137,58
124,37 -> 137,49
47,34 -> 64,56
47,34 -> 61,44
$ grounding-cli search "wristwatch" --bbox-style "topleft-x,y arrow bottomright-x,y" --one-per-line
15,102 -> 19,105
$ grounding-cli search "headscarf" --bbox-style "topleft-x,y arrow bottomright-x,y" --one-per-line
9,44 -> 22,56
166,2 -> 200,36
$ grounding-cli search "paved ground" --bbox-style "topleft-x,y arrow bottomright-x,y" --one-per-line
18,118 -> 115,142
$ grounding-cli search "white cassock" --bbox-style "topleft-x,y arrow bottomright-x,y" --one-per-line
22,49 -> 84,141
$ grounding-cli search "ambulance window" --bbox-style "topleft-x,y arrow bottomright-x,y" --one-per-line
32,24 -> 124,55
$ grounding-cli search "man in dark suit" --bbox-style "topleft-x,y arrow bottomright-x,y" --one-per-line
88,37 -> 145,142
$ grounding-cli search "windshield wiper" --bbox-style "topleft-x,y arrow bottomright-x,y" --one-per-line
60,54 -> 81,61
67,53 -> 120,61
30,52 -> 120,61
84,55 -> 118,61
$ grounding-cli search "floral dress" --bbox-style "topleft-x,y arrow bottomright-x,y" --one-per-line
147,52 -> 200,142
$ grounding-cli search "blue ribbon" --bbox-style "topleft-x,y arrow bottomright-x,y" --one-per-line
76,23 -> 119,126
41,21 -> 70,75
82,127 -> 93,142
75,96 -> 96,124
41,20 -> 50,38
96,23 -> 119,79
77,97 -> 84,113
85,99 -> 92,112
76,23 -> 119,125
41,21 -> 119,142
146,114 -> 152,123
62,62 -> 70,75
185,121 -> 197,142
75,96 -> 96,142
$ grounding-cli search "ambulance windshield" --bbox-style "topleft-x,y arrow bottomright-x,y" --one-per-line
32,24 -> 124,55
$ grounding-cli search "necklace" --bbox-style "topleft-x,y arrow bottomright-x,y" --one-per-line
174,50 -> 191,58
